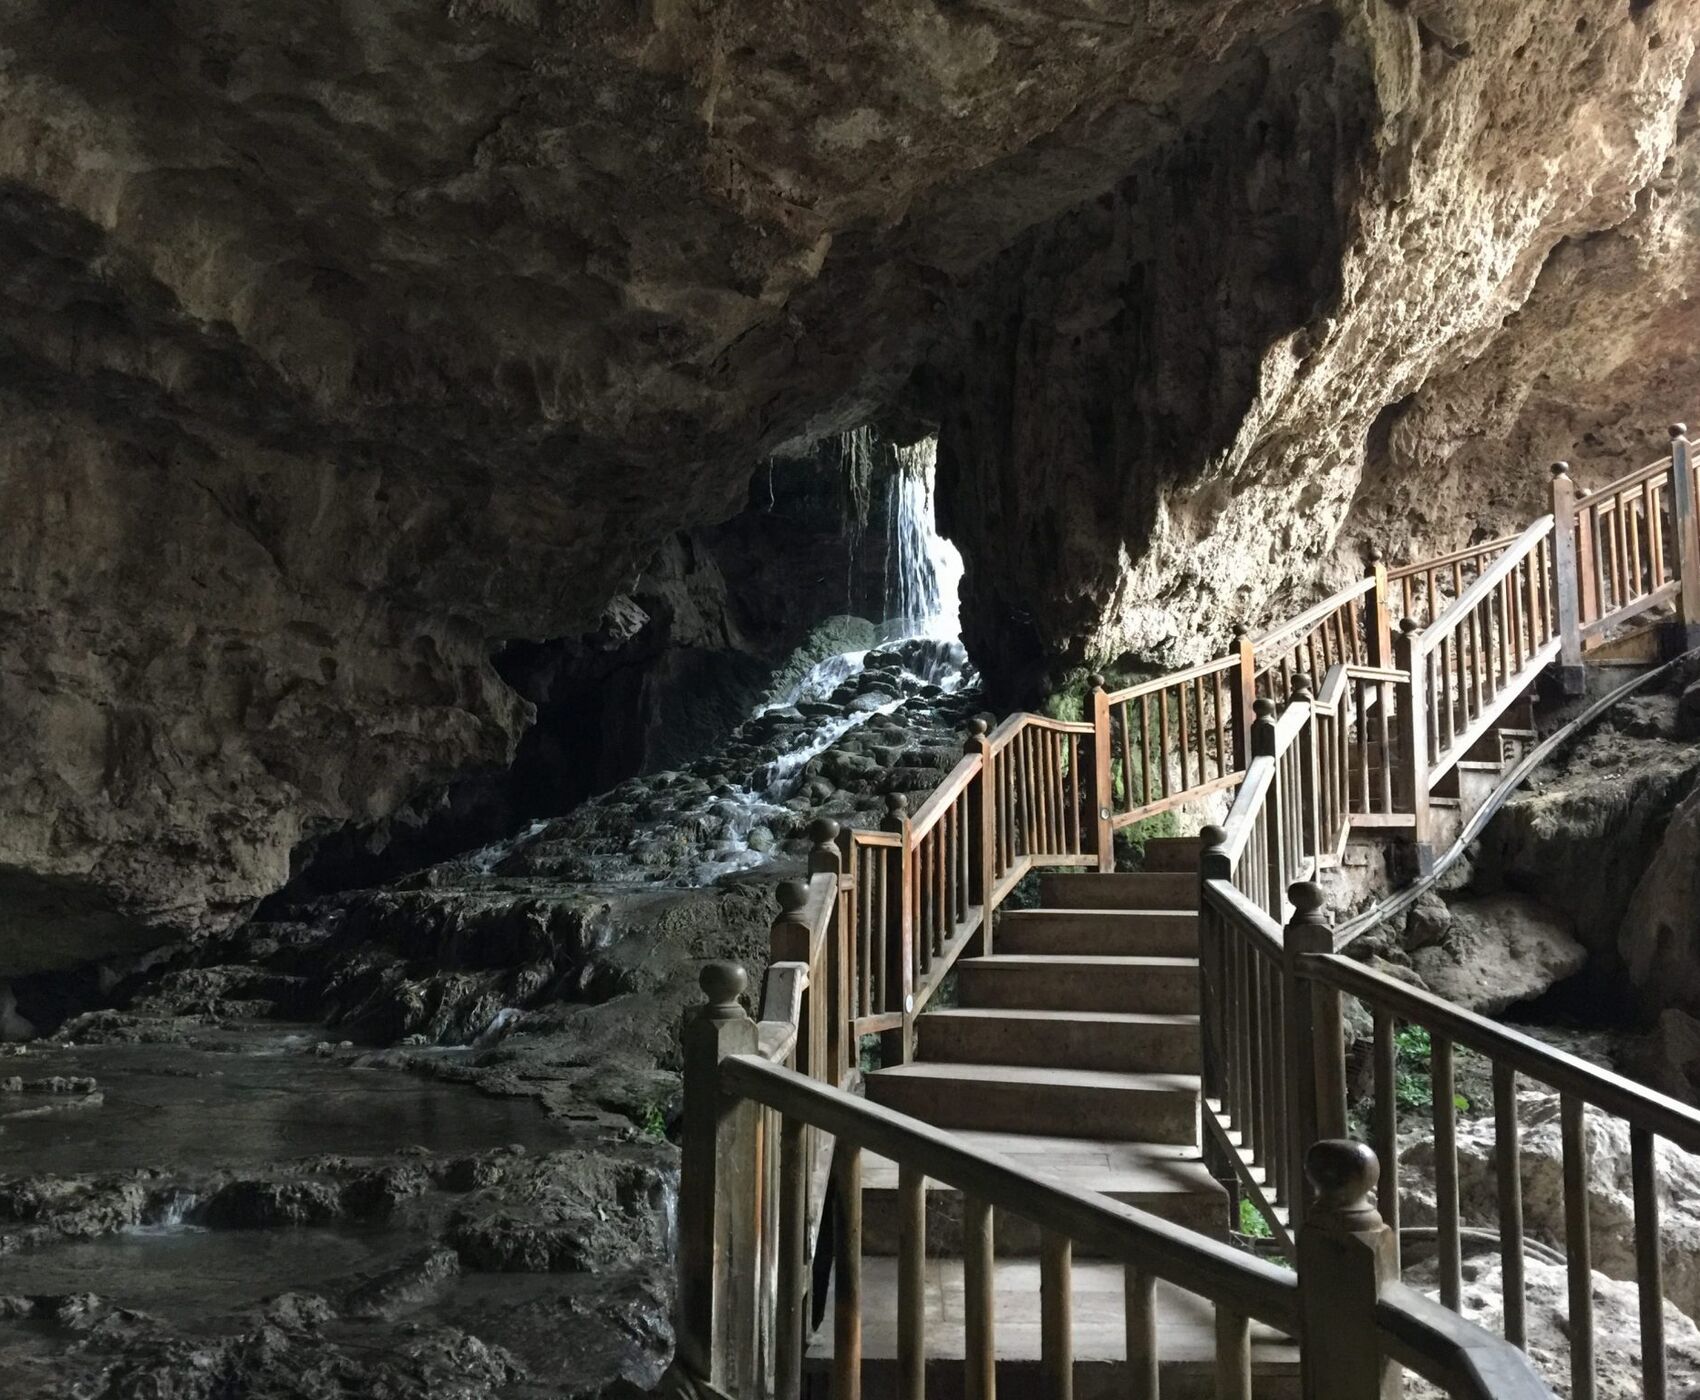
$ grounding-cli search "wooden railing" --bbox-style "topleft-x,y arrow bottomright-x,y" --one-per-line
1296,949 -> 1698,1400
677,957 -> 1550,1400
673,420 -> 1700,1400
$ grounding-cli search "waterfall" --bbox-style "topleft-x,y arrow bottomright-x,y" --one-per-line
884,437 -> 964,641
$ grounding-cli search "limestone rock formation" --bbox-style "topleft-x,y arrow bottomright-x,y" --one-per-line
5,0 -> 1700,959
1620,781 -> 1700,1016
1407,895 -> 1588,1016
1403,1088 -> 1700,1324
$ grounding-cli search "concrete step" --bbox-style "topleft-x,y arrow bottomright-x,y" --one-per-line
804,1258 -> 1301,1399
860,1132 -> 1226,1253
956,955 -> 1199,1015
1136,837 -> 1205,873
916,1008 -> 1199,1075
865,1062 -> 1200,1144
996,908 -> 1196,958
1038,872 -> 1195,911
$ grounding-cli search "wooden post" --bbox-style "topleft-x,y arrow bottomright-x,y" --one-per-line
1089,673 -> 1115,872
1549,462 -> 1587,694
1231,630 -> 1257,770
1668,425 -> 1700,650
1291,673 -> 1320,868
1366,547 -> 1394,667
1282,881 -> 1340,1237
1297,1140 -> 1400,1400
1199,824 -> 1235,1201
964,719 -> 995,950
1393,617 -> 1432,873
809,818 -> 848,1085
882,794 -> 915,1065
675,962 -> 762,1398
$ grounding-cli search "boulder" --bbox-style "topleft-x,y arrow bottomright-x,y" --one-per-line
1618,783 -> 1700,1017
1678,678 -> 1700,741
1408,896 -> 1586,1015
1402,1088 -> 1700,1323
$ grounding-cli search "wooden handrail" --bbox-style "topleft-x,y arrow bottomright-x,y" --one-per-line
1376,1285 -> 1554,1400
1302,952 -> 1700,1153
905,749 -> 982,842
720,1051 -> 1303,1329
1574,452 -> 1671,504
1254,576 -> 1377,656
1386,530 -> 1524,581
1202,876 -> 1284,959
1103,651 -> 1243,706
1419,515 -> 1554,654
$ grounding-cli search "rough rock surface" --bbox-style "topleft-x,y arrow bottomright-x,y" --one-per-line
1619,780 -> 1700,1016
5,1 -> 1700,954
1400,1254 -> 1700,1400
1402,1088 -> 1700,1325
1408,895 -> 1588,1016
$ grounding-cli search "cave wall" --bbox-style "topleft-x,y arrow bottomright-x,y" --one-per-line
932,1 -> 1700,691
5,0 -> 1700,966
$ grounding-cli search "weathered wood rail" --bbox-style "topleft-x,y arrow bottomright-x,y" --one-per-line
672,426 -> 1700,1400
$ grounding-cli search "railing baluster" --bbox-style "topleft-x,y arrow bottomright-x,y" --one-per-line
963,1196 -> 995,1400
1215,1307 -> 1251,1400
1562,1093 -> 1596,1400
776,1113 -> 807,1400
1633,1127 -> 1667,1400
1493,1061 -> 1525,1351
1373,1012 -> 1400,1270
1433,1033 -> 1462,1311
1124,1266 -> 1158,1400
1040,1231 -> 1073,1400
833,1145 -> 862,1400
1116,701 -> 1135,821
1140,693 -> 1154,807
898,1165 -> 926,1400
1157,686 -> 1172,800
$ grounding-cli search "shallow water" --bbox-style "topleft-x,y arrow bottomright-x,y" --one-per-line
0,1030 -> 577,1177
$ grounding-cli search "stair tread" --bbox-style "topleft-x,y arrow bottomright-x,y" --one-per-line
964,954 -> 1198,969
870,1062 -> 1199,1093
862,1130 -> 1224,1197
922,1007 -> 1195,1027
1001,907 -> 1197,921
808,1258 -> 1299,1367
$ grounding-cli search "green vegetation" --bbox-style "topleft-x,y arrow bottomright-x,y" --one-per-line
638,1101 -> 669,1141
1238,1198 -> 1273,1240
1393,1025 -> 1469,1114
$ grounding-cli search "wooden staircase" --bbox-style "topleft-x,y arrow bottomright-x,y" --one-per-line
808,846 -> 1300,1396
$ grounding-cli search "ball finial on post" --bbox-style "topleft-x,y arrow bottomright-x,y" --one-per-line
1291,673 -> 1314,702
1551,460 -> 1571,479
1288,879 -> 1327,919
1200,823 -> 1228,850
1088,672 -> 1107,691
1253,696 -> 1277,721
1304,1139 -> 1383,1231
808,816 -> 841,847
1673,423 -> 1689,441
699,961 -> 749,1020
776,879 -> 809,914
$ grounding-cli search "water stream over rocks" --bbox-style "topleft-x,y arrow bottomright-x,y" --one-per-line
1,434 -> 978,1398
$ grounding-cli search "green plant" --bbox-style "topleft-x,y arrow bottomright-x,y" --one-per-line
1393,1025 -> 1469,1114
1238,1198 -> 1272,1239
638,1101 -> 669,1141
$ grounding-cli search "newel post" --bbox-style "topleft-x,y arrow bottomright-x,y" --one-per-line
809,818 -> 849,1083
1291,673 -> 1322,868
1366,546 -> 1394,669
964,719 -> 995,933
1283,881 -> 1346,1237
1198,824 -> 1234,1191
1089,673 -> 1116,871
882,793 -> 915,1063
1668,425 -> 1700,649
1297,1141 -> 1400,1400
1549,462 -> 1587,695
1231,629 -> 1257,771
1392,616 -> 1432,871
1252,697 -> 1282,918
676,962 -> 761,1399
